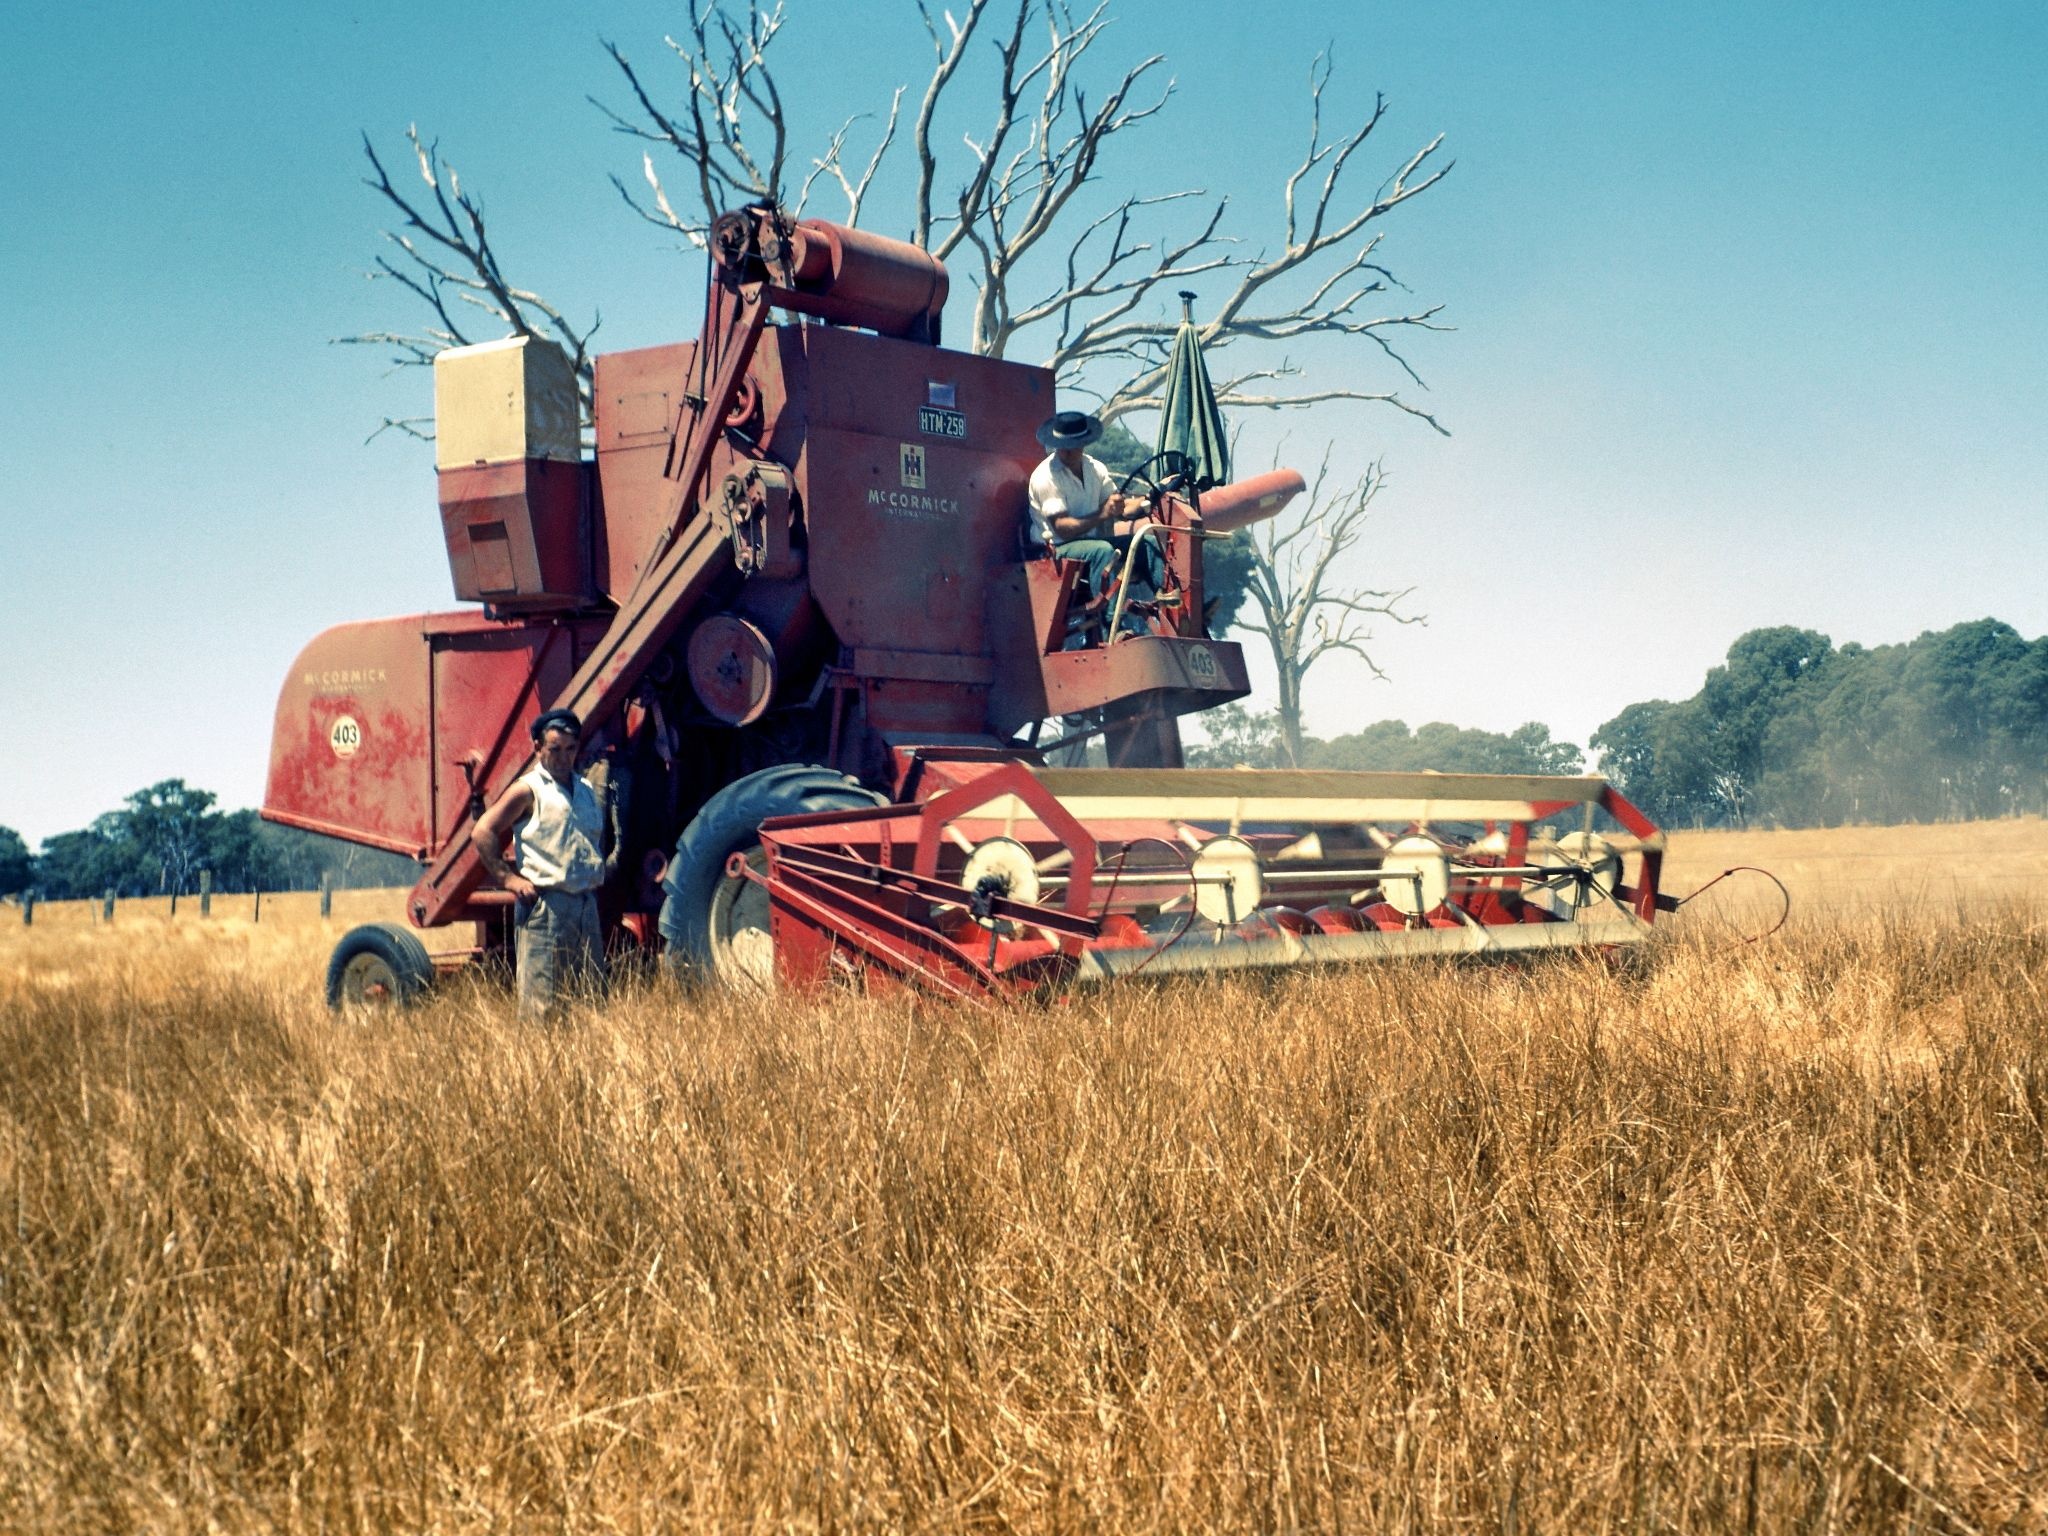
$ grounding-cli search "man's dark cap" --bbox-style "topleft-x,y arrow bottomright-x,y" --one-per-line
1036,410 -> 1104,451
530,708 -> 583,743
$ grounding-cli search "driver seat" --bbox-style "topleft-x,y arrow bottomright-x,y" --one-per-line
1018,517 -> 1121,649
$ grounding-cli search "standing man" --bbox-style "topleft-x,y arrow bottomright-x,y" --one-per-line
473,708 -> 612,1019
1026,410 -> 1162,638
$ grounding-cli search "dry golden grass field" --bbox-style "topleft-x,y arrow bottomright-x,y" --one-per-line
3,821 -> 2046,1531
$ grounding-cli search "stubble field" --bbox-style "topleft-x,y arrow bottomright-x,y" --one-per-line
2,821 -> 2045,1531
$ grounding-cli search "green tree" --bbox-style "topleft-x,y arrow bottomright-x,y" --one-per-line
34,815 -> 149,900
1500,722 -> 1587,776
121,781 -> 219,896
1696,626 -> 1833,825
1591,699 -> 1726,827
1895,619 -> 2045,819
1597,618 -> 2048,828
1314,719 -> 1582,775
29,786 -> 403,900
1811,641 -> 1907,822
1308,718 -> 1421,770
0,826 -> 33,898
1183,704 -> 1292,768
1189,714 -> 1585,775
204,811 -> 286,895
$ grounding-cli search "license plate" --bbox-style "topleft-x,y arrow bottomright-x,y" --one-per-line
918,406 -> 967,438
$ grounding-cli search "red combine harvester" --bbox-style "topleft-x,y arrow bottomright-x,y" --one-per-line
264,205 -> 1672,1003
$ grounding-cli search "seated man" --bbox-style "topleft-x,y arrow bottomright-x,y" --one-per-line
1026,410 -> 1164,639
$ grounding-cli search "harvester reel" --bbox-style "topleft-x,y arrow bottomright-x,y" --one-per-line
1469,829 -> 1510,860
1533,831 -> 1623,914
741,765 -> 1677,995
1190,835 -> 1263,926
1379,835 -> 1451,918
961,836 -> 1041,915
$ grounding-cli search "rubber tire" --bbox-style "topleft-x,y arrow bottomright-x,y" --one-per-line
325,922 -> 436,1010
659,764 -> 885,986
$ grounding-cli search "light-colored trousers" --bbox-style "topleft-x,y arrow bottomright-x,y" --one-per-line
515,888 -> 603,1019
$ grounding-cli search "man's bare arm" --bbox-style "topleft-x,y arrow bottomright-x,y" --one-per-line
472,783 -> 538,900
1047,494 -> 1138,541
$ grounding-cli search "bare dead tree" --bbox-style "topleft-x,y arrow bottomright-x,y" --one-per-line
597,1 -> 796,245
352,1 -> 1452,437
1236,455 -> 1420,765
1025,47 -> 1453,432
341,129 -> 602,441
612,1 -> 1454,426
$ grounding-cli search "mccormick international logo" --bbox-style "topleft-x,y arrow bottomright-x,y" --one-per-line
303,667 -> 389,690
867,488 -> 959,520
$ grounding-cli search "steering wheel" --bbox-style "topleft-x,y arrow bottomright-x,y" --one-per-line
1114,449 -> 1197,507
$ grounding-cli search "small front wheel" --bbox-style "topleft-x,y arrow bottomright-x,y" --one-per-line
325,922 -> 436,1010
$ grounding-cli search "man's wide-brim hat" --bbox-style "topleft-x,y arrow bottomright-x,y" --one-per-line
1037,410 -> 1104,451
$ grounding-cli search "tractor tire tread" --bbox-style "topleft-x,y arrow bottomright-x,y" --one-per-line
659,764 -> 886,974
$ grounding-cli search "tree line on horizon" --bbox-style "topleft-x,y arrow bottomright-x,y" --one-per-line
0,782 -> 419,903
4,617 -> 2040,902
1190,617 -> 2048,831
1592,618 -> 2048,828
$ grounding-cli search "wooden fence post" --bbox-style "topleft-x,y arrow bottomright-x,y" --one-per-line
253,888 -> 262,923
21,891 -> 32,928
103,889 -> 115,923
320,871 -> 333,920
169,888 -> 177,918
199,870 -> 213,919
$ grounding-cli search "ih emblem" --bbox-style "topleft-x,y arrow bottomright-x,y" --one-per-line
899,443 -> 927,489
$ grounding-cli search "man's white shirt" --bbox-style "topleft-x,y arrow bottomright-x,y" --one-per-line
1026,453 -> 1115,547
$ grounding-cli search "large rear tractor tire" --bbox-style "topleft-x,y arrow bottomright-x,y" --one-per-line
658,764 -> 886,987
325,922 -> 436,1010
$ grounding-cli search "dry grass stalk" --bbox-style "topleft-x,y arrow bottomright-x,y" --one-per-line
1,875 -> 2045,1530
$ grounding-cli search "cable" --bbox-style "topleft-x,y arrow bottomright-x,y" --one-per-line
1091,835 -> 1201,982
1671,865 -> 1792,944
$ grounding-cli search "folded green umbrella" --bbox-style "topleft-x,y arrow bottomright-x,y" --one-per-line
1155,290 -> 1231,490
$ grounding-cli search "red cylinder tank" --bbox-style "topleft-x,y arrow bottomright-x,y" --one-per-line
1187,469 -> 1310,533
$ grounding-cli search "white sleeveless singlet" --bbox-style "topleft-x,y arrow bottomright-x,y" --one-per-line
514,767 -> 605,893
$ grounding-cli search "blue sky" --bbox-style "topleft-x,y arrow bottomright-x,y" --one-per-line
3,1 -> 2045,845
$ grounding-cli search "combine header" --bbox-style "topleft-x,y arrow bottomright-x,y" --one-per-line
746,762 -> 1668,1000
264,205 -> 1669,1002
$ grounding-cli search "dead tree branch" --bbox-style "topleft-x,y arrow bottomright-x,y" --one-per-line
339,129 -> 600,427
356,6 -> 1453,446
594,0 -> 792,246
1236,454 -> 1420,763
798,88 -> 907,224
911,0 -> 999,248
1065,50 -> 1452,426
